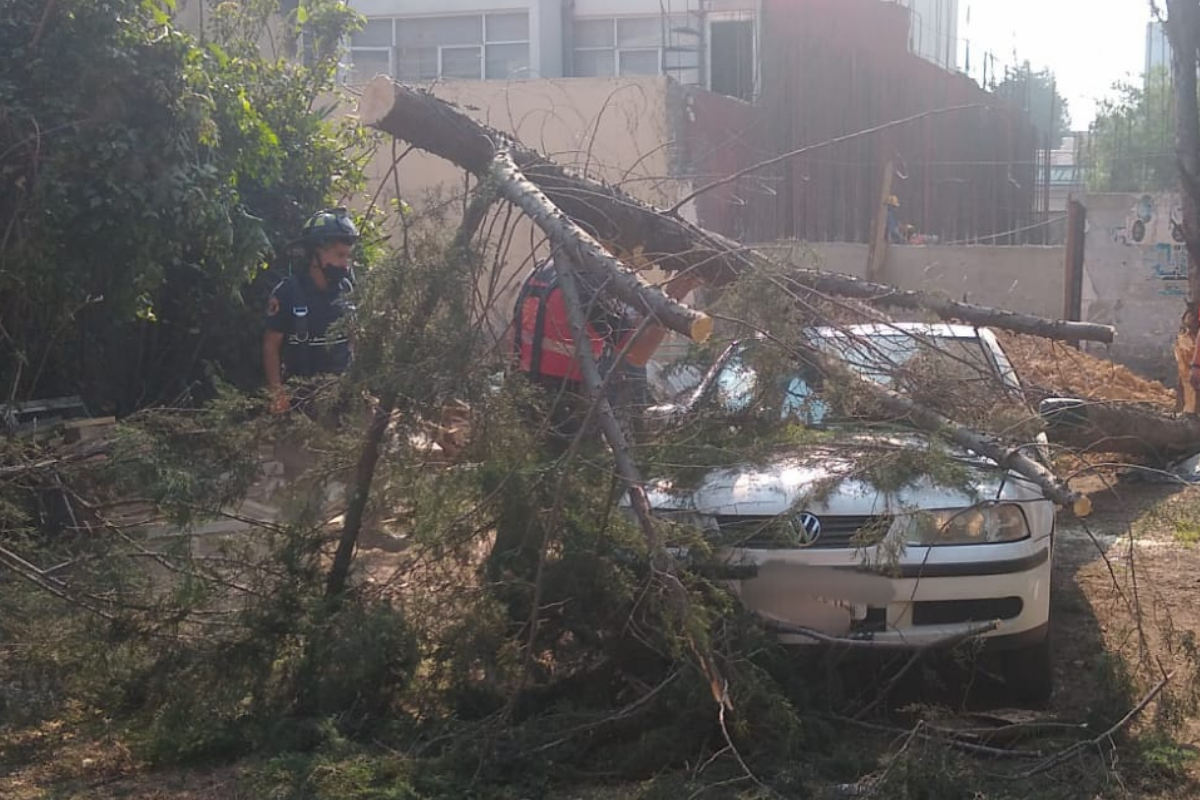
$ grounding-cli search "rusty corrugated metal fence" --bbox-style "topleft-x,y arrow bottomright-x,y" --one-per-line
684,0 -> 1039,246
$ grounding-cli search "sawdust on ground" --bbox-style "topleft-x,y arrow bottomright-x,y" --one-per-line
998,333 -> 1178,410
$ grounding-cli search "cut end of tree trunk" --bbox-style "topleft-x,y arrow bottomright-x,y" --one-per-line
358,76 -> 397,127
1073,495 -> 1093,518
690,315 -> 714,343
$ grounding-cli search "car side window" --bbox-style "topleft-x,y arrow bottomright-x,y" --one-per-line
714,354 -> 827,424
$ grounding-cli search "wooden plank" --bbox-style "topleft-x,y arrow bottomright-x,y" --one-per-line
866,158 -> 895,283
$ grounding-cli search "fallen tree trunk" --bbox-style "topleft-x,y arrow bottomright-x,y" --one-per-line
488,152 -> 713,342
1041,399 -> 1200,461
358,77 -> 1116,345
784,271 -> 1116,345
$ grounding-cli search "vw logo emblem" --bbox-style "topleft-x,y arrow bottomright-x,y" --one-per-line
789,512 -> 823,547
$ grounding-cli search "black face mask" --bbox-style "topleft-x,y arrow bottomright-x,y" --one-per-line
321,264 -> 350,287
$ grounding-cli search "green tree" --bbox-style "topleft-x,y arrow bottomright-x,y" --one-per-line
0,0 -> 368,414
1087,67 -> 1178,193
994,62 -> 1072,147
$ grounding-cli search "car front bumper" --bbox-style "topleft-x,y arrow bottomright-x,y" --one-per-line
715,538 -> 1053,649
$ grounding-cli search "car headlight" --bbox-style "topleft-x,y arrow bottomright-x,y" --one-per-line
899,504 -> 1030,545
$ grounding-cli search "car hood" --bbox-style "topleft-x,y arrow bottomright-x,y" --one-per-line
646,429 -> 1043,517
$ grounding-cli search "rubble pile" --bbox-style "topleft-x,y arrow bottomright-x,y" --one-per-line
998,333 -> 1177,410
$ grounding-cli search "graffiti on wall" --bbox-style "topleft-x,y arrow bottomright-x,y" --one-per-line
1110,193 -> 1188,295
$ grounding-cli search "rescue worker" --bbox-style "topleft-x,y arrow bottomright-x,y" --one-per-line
1189,309 -> 1200,399
885,195 -> 905,244
489,245 -> 698,596
512,246 -> 698,444
263,208 -> 359,415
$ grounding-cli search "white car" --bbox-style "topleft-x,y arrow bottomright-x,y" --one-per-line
645,323 -> 1056,704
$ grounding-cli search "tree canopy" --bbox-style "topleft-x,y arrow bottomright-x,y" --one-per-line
0,0 -> 368,415
1087,67 -> 1177,193
993,62 -> 1072,148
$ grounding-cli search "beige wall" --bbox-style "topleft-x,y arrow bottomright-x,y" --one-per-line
760,241 -> 1066,320
1081,193 -> 1186,382
365,76 -> 686,213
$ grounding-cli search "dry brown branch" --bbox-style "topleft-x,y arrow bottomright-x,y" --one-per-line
1007,672 -> 1174,779
831,715 -> 1046,760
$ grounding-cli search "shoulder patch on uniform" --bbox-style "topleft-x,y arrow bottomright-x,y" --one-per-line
267,296 -> 280,316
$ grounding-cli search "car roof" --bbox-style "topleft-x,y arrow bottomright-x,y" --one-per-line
810,322 -> 984,339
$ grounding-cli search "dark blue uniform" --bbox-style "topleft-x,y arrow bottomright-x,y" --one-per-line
264,273 -> 355,378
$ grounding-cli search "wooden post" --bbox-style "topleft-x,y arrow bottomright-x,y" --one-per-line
867,159 -> 896,283
1062,198 -> 1086,327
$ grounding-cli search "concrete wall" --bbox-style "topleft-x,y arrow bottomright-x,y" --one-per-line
1080,193 -> 1187,382
761,241 -> 1066,320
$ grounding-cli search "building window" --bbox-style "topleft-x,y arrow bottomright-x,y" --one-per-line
708,17 -> 755,101
347,12 -> 530,84
347,18 -> 393,83
574,16 -> 684,78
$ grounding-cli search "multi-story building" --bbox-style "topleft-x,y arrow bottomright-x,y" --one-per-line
346,1 -> 753,98
1146,20 -> 1170,79
344,0 -> 958,99
888,0 -> 958,69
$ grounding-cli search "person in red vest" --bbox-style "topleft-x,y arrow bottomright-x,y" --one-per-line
1190,310 -> 1200,397
512,251 -> 699,444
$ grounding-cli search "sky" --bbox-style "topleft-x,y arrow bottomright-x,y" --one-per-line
960,0 -> 1155,128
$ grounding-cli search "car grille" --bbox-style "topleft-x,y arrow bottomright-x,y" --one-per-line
912,597 -> 1024,626
714,514 -> 893,550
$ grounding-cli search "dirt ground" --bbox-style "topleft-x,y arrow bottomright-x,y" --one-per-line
1049,477 -> 1200,784
4,477 -> 1200,799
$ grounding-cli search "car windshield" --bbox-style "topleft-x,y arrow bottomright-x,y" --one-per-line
712,332 -> 1005,426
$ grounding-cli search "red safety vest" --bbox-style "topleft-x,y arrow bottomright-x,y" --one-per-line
512,259 -> 631,383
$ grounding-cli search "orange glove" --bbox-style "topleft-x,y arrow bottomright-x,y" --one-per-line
268,387 -> 290,416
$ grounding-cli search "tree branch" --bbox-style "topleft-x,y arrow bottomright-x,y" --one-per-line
486,149 -> 730,710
